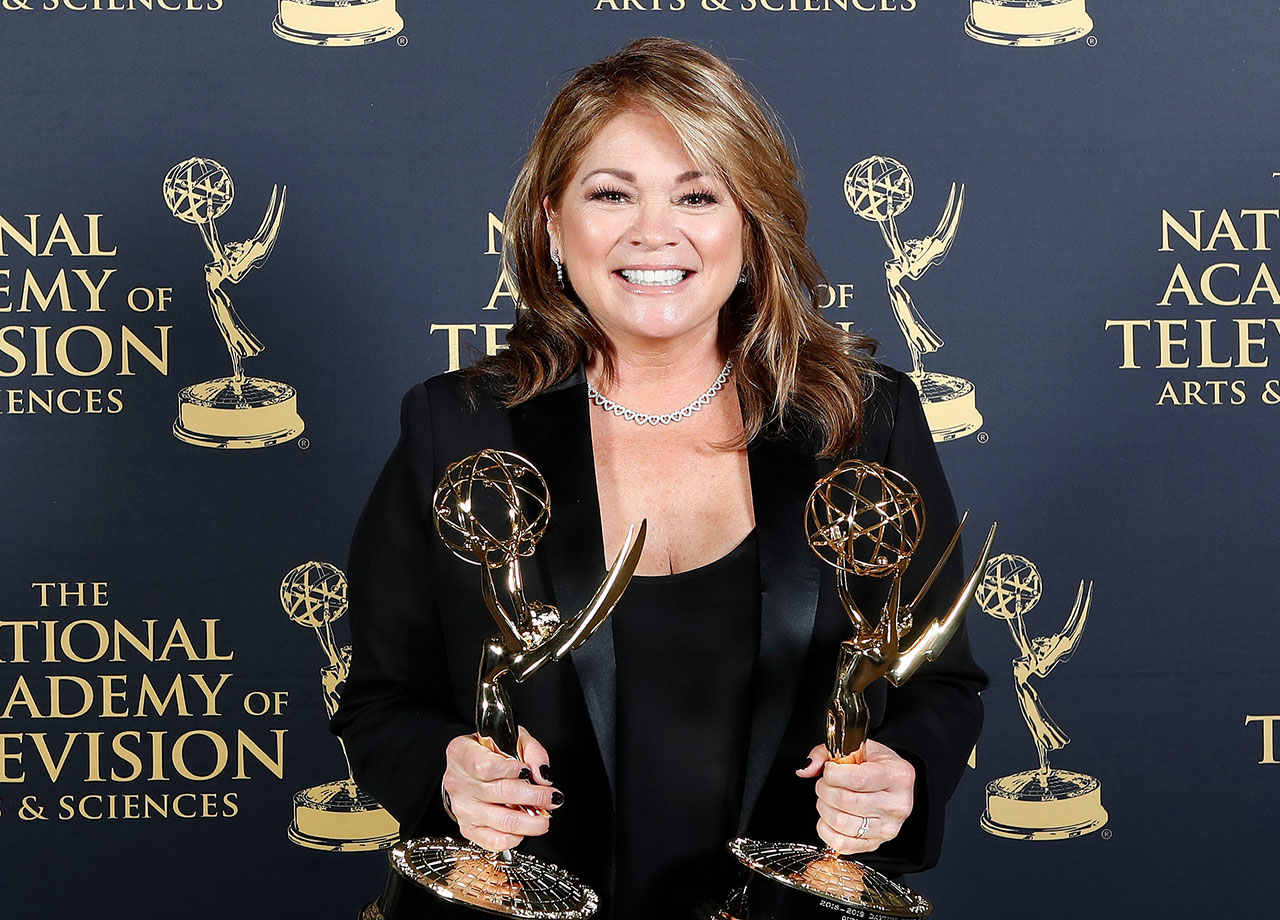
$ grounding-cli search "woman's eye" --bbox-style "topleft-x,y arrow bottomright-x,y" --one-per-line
588,186 -> 629,203
681,191 -> 720,206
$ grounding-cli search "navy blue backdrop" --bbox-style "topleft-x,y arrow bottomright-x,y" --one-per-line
2,2 -> 1277,916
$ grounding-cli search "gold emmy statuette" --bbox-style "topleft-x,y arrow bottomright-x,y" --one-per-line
281,561 -> 400,851
965,0 -> 1093,47
977,554 -> 1107,840
163,157 -> 304,449
845,156 -> 982,443
387,449 -> 647,918
273,0 -> 404,47
726,461 -> 996,919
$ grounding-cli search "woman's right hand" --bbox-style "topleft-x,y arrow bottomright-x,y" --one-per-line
442,727 -> 563,852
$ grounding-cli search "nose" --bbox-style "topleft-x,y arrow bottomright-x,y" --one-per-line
629,199 -> 678,250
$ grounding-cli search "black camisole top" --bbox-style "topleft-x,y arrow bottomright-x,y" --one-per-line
610,529 -> 761,920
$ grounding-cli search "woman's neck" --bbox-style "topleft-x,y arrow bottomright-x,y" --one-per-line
588,331 -> 728,414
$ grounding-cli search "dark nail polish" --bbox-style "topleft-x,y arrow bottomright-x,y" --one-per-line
539,764 -> 552,782
518,767 -> 532,781
551,790 -> 564,807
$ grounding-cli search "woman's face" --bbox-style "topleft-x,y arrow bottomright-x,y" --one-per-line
546,109 -> 745,353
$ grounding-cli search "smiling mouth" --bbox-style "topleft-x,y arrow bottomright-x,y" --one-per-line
618,269 -> 689,286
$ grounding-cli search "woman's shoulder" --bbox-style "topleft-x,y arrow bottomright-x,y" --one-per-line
390,370 -> 511,455
395,363 -> 586,456
404,363 -> 586,418
862,362 -> 918,425
854,363 -> 927,460
400,369 -> 503,417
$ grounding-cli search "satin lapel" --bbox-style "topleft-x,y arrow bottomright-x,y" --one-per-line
738,433 -> 828,833
508,370 -> 618,800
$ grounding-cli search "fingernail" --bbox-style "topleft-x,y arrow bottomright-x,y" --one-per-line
551,790 -> 564,807
539,764 -> 552,782
518,767 -> 532,781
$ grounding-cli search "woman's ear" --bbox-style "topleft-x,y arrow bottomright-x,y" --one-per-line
542,196 -> 559,252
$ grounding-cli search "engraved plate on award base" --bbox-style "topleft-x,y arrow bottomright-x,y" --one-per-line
965,0 -> 1094,47
273,0 -> 405,47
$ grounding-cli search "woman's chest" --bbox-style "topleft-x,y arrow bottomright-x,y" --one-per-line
589,420 -> 755,575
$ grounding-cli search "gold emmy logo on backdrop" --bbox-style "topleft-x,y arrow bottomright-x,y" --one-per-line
845,156 -> 983,442
163,157 -> 304,449
273,0 -> 404,46
281,561 -> 400,851
977,553 -> 1108,839
965,0 -> 1093,46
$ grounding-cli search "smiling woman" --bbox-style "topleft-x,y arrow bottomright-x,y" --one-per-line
545,109 -> 745,357
334,36 -> 986,920
480,37 -> 877,453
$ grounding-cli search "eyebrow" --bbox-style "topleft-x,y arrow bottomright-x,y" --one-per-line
579,168 -> 706,185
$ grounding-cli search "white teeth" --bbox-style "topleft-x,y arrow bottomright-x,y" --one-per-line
620,269 -> 687,285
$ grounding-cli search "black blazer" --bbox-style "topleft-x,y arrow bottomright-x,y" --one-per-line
332,364 -> 987,905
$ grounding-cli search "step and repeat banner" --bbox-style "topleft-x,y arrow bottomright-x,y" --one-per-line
1,2 -> 1276,917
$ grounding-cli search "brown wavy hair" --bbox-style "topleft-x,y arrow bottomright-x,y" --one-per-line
466,36 -> 877,456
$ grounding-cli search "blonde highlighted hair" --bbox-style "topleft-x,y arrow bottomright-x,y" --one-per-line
467,36 -> 877,456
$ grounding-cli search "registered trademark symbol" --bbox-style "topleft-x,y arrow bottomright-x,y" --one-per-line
1101,828 -> 1112,840
1086,35 -> 1098,47
976,431 -> 989,444
298,438 -> 310,450
397,35 -> 408,47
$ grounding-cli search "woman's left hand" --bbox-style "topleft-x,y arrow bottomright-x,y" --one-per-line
796,739 -> 915,855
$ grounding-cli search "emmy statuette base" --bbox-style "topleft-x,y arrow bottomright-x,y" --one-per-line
273,0 -> 404,47
964,0 -> 1094,48
910,371 -> 983,442
287,780 -> 400,852
387,837 -> 599,919
980,769 -> 1108,840
362,865 -> 490,920
963,20 -> 1092,47
725,839 -> 929,919
173,376 -> 304,449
